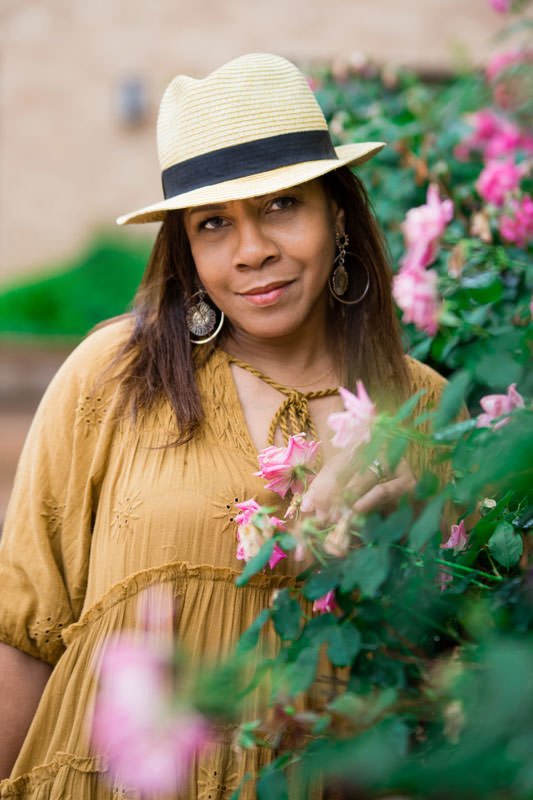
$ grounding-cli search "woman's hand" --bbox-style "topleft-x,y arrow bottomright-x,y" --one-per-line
300,450 -> 416,522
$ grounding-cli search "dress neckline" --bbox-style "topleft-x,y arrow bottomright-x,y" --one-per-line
216,350 -> 339,448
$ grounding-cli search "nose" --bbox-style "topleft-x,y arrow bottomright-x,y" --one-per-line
232,215 -> 279,270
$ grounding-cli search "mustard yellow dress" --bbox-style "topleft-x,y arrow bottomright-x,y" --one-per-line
0,318 -> 448,800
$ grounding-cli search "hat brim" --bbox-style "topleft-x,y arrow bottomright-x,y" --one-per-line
116,141 -> 385,225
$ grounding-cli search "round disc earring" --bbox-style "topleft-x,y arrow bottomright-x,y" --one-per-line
185,289 -> 225,344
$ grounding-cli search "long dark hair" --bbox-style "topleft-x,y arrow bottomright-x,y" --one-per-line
105,166 -> 409,442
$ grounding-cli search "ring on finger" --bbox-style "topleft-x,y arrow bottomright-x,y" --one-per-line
368,459 -> 387,482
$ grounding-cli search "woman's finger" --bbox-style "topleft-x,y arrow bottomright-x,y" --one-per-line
352,461 -> 416,515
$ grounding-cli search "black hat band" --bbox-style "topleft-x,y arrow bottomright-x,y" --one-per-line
161,130 -> 338,199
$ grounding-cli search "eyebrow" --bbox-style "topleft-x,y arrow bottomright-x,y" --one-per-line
187,204 -> 229,217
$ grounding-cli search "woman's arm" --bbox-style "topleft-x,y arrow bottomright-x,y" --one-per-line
0,642 -> 52,779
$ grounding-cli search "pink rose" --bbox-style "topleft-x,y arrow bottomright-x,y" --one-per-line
92,635 -> 209,795
392,267 -> 440,336
401,184 -> 454,270
313,590 -> 338,614
442,519 -> 469,553
477,383 -> 525,429
328,381 -> 376,450
234,498 -> 261,527
235,499 -> 287,568
438,570 -> 453,592
476,159 -> 522,206
488,0 -> 510,12
268,543 -> 287,570
488,49 -> 533,111
255,433 -> 321,498
486,122 -> 533,159
486,48 -> 530,82
498,194 -> 533,247
455,109 -> 533,161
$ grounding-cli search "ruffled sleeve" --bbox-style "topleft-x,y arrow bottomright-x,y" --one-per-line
0,320 -> 130,665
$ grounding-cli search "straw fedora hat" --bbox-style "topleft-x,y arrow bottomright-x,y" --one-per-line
117,53 -> 385,226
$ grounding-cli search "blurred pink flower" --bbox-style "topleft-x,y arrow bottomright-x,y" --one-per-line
313,590 -> 338,614
268,543 -> 287,570
498,195 -> 533,247
488,49 -> 533,110
235,499 -> 287,567
392,267 -> 440,336
487,123 -> 533,158
486,48 -> 530,81
255,433 -> 321,498
442,520 -> 469,553
438,570 -> 453,592
488,0 -> 510,12
477,383 -> 525,429
402,184 -> 454,270
234,498 -> 261,527
476,158 -> 522,205
328,381 -> 376,450
455,108 -> 533,161
92,636 -> 209,795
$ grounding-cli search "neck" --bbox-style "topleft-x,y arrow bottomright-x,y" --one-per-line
221,313 -> 339,388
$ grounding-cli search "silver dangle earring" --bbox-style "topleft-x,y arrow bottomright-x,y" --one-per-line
185,289 -> 225,345
328,231 -> 370,306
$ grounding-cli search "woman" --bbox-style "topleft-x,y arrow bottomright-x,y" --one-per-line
0,54 -> 447,798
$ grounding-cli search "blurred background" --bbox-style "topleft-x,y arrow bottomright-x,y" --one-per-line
0,0 -> 520,519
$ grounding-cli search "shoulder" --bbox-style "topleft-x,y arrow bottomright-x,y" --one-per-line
404,355 -> 447,409
37,316 -> 134,414
54,316 -> 134,385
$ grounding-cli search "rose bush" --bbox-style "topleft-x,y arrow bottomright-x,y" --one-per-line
91,5 -> 532,797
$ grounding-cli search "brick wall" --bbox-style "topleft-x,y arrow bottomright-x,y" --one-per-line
0,0 -> 505,284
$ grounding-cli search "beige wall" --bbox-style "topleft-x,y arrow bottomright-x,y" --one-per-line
0,0 -> 508,284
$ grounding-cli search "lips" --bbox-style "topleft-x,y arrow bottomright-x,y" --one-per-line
239,280 -> 293,296
238,280 -> 294,307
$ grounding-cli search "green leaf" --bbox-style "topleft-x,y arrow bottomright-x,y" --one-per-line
373,504 -> 414,545
385,434 -> 408,472
301,612 -> 337,644
303,563 -> 343,601
285,643 -> 320,696
277,533 -> 296,551
235,539 -> 275,587
340,546 -> 390,598
392,389 -> 425,423
415,471 -> 440,500
327,623 -> 362,667
236,609 -> 271,655
328,688 -> 397,726
433,370 -> 470,431
409,493 -> 447,550
257,764 -> 288,800
488,521 -> 523,568
460,272 -> 503,304
272,589 -> 301,641
474,351 -> 523,389
433,418 -> 478,442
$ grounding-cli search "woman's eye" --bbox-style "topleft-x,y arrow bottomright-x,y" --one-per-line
199,216 -> 226,231
269,196 -> 297,212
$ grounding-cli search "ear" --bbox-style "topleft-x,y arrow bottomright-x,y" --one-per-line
333,202 -> 345,236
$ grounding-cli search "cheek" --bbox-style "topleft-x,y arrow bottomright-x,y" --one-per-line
189,245 -> 224,293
